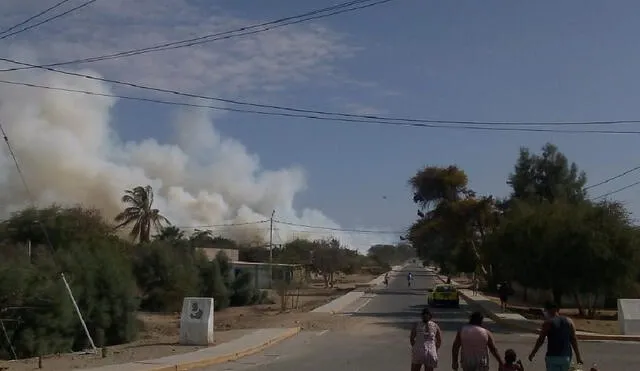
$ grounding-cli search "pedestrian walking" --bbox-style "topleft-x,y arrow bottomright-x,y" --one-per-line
472,276 -> 479,296
452,311 -> 503,371
497,282 -> 511,311
410,307 -> 442,371
528,301 -> 584,371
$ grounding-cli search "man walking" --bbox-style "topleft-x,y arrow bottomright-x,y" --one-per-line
528,302 -> 583,371
452,311 -> 503,371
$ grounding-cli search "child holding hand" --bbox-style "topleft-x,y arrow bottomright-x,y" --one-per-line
500,349 -> 524,371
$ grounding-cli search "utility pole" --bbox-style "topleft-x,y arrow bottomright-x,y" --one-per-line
269,210 -> 275,288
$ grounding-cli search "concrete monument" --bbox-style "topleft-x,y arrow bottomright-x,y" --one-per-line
179,297 -> 214,345
617,299 -> 640,335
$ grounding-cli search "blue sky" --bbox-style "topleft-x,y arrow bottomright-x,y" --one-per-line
2,0 -> 640,248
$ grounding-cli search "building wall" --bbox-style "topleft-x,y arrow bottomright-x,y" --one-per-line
230,262 -> 304,289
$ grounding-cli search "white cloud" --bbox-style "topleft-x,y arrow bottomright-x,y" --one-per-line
0,1 -> 397,251
342,102 -> 387,116
0,0 -> 354,94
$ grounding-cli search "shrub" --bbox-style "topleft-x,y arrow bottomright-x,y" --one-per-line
132,242 -> 200,312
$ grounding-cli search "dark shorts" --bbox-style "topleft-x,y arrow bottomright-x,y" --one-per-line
500,295 -> 508,303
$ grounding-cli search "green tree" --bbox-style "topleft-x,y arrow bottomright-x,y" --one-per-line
508,143 -> 587,203
115,185 -> 170,243
408,166 -> 495,275
132,241 -> 200,312
0,207 -> 139,358
155,226 -> 185,242
0,206 -> 116,251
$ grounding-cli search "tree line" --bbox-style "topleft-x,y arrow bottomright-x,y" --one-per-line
408,143 -> 640,315
0,185 -> 408,359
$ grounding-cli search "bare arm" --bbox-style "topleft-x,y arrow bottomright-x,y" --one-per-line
567,318 -> 583,364
452,330 -> 461,369
435,325 -> 442,350
487,331 -> 503,365
528,320 -> 550,361
410,323 -> 417,346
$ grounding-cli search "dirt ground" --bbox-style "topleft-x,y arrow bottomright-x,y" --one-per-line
443,274 -> 620,335
0,273 -> 376,370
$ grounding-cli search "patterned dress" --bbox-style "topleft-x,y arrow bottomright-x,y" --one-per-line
411,320 -> 439,367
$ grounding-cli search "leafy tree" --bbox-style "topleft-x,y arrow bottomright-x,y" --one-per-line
508,143 -> 587,203
408,166 -> 496,275
115,185 -> 170,243
154,226 -> 185,242
195,253 -> 229,311
131,241 -> 200,312
309,238 -> 347,287
367,243 -> 415,266
0,206 -> 116,251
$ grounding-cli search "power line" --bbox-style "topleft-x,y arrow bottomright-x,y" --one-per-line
2,77 -> 640,134
592,180 -> 640,200
0,0 -> 98,41
0,0 -> 73,36
0,0 -> 394,71
274,219 -> 404,234
585,165 -> 640,190
175,220 -> 269,229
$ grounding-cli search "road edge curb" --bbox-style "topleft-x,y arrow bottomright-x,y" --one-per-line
433,272 -> 640,342
146,327 -> 302,371
311,265 -> 403,314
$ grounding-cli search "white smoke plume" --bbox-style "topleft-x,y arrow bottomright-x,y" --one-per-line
0,68 -> 397,251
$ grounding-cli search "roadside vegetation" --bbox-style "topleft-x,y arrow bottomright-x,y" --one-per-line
0,185 -> 409,360
408,142 -> 640,328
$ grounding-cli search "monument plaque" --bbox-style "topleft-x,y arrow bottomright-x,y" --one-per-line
617,299 -> 640,335
179,297 -> 214,345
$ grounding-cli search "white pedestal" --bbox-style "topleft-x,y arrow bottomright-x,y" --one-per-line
179,297 -> 214,345
617,299 -> 640,335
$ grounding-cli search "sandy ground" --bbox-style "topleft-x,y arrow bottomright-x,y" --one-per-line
0,273 -> 375,370
447,275 -> 620,335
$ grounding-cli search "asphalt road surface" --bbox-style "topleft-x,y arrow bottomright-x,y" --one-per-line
198,264 -> 640,370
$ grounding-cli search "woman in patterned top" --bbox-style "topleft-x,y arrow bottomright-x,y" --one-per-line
410,307 -> 442,371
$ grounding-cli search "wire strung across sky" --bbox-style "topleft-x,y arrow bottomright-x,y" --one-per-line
0,0 -> 98,41
592,180 -> 640,201
0,0 -> 73,36
2,77 -> 640,135
0,0 -> 395,72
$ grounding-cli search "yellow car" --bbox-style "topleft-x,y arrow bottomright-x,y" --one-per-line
427,284 -> 460,308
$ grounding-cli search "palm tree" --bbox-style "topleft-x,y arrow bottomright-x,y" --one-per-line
115,185 -> 170,243
155,225 -> 185,241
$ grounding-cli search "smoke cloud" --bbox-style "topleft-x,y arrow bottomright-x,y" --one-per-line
0,67 -> 396,251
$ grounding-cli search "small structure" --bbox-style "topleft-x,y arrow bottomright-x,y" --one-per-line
230,261 -> 304,289
617,299 -> 640,335
179,297 -> 214,345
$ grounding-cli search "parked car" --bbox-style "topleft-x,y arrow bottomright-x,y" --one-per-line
427,284 -> 460,308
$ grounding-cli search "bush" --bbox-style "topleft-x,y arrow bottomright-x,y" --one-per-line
196,253 -> 229,311
0,240 -> 139,358
57,242 -> 139,348
132,242 -> 200,312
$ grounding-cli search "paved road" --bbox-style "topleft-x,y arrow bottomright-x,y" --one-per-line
198,264 -> 639,370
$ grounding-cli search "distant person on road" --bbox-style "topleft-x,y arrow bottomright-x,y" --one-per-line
407,272 -> 414,287
472,276 -> 480,296
410,307 -> 442,371
384,273 -> 389,287
528,302 -> 583,371
497,282 -> 511,311
452,311 -> 503,371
